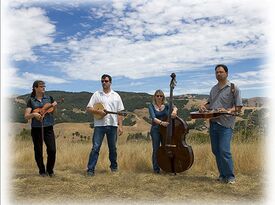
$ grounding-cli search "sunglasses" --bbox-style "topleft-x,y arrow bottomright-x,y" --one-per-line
101,80 -> 110,83
38,85 -> 46,88
156,95 -> 163,98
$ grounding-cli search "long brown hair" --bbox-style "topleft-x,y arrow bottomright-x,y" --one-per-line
31,80 -> 45,97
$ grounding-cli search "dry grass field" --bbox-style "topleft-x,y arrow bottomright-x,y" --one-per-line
9,120 -> 265,205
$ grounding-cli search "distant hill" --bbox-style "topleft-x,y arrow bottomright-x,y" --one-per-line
242,97 -> 269,107
9,91 -> 153,123
9,90 -> 268,124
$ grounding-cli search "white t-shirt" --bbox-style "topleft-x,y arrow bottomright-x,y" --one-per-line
87,90 -> 124,127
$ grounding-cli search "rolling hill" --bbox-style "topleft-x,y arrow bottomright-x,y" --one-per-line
9,91 -> 269,128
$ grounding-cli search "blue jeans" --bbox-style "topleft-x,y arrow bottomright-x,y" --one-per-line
210,122 -> 235,180
87,126 -> 118,172
150,125 -> 162,172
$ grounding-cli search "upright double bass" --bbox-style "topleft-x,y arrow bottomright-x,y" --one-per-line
157,73 -> 194,174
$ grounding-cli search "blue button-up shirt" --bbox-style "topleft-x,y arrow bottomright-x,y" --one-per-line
26,95 -> 55,128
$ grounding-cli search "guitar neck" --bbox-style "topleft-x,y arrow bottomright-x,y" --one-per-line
190,110 -> 238,119
106,111 -> 119,115
105,110 -> 127,116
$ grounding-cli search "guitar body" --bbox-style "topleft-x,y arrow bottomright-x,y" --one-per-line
157,117 -> 194,173
92,103 -> 127,120
93,103 -> 106,120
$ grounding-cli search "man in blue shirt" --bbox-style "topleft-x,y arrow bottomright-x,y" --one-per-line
200,64 -> 243,184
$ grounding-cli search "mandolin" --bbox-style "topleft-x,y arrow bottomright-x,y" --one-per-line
190,110 -> 238,119
93,103 -> 127,120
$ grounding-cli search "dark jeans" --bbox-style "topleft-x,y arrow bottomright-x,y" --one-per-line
87,126 -> 118,172
31,126 -> 56,174
210,122 -> 235,180
150,125 -> 161,172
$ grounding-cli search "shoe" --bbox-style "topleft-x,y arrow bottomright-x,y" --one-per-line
227,179 -> 236,184
217,177 -> 226,183
111,168 -> 118,172
154,170 -> 160,174
48,173 -> 55,177
87,171 -> 95,176
39,173 -> 47,177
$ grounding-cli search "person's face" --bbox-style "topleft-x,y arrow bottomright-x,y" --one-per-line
215,67 -> 228,81
155,93 -> 164,103
101,77 -> 111,89
35,83 -> 46,94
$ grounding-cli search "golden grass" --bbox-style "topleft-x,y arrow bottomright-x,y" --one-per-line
10,119 -> 265,204
13,135 -> 264,174
12,138 -> 263,175
10,136 -> 264,204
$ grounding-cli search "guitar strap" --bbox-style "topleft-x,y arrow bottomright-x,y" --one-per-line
231,83 -> 236,112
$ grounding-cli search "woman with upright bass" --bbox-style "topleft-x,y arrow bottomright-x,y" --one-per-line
148,89 -> 178,174
149,73 -> 194,174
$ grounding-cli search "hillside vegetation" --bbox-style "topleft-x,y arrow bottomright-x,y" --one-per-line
10,91 -> 269,135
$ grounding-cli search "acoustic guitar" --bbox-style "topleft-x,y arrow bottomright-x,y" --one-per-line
190,110 -> 238,119
93,103 -> 127,120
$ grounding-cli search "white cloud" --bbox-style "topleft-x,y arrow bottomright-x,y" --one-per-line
232,67 -> 271,87
3,66 -> 30,89
48,0 -> 269,81
2,0 -> 270,96
22,72 -> 69,84
3,6 -> 55,62
1,64 -> 69,92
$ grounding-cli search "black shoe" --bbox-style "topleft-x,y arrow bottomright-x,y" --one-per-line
111,168 -> 118,172
39,173 -> 47,177
154,170 -> 160,174
47,171 -> 55,177
87,171 -> 95,176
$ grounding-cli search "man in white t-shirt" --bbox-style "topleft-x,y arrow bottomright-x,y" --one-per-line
86,74 -> 124,176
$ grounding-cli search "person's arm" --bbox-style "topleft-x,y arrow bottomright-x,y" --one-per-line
24,107 -> 42,121
227,106 -> 242,114
171,105 -> 178,118
148,104 -> 169,127
149,104 -> 160,124
117,94 -> 125,135
199,102 -> 210,112
118,115 -> 123,136
232,85 -> 243,114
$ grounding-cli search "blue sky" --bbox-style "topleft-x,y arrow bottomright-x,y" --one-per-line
2,0 -> 271,98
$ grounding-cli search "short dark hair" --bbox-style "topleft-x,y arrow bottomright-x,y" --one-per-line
101,74 -> 112,83
215,64 -> 228,73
